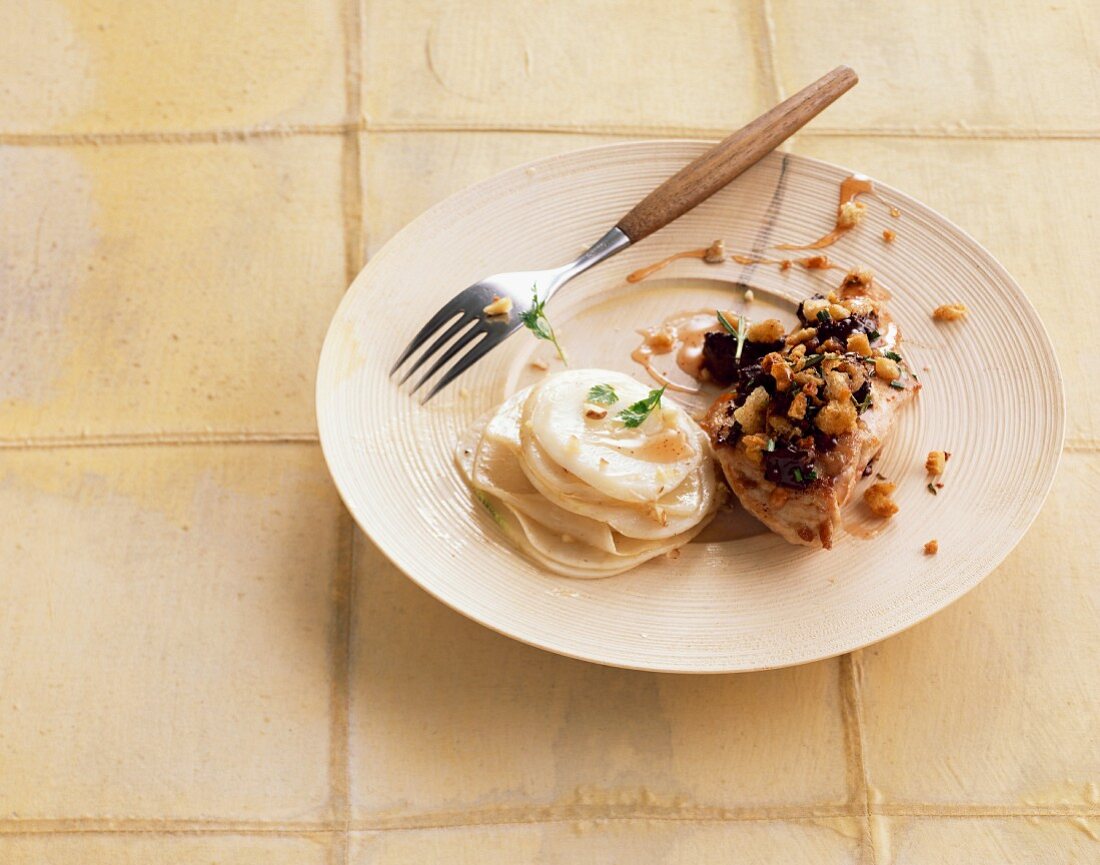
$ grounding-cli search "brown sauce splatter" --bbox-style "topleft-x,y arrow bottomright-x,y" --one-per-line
730,253 -> 841,271
844,520 -> 890,540
626,175 -> 898,282
630,311 -> 732,394
777,174 -> 876,251
626,249 -> 707,283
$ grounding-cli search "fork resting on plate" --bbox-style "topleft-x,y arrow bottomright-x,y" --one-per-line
392,66 -> 858,402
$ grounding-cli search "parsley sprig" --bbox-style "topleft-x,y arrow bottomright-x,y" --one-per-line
618,386 -> 665,428
586,383 -> 619,406
520,286 -> 567,364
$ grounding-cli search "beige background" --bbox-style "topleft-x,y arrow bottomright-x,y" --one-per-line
1,1 -> 1096,863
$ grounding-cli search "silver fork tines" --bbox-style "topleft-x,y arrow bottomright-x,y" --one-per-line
390,227 -> 631,403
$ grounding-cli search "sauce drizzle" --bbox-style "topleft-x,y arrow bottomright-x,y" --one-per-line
731,253 -> 840,271
630,310 -> 732,394
626,249 -> 707,283
776,174 -> 876,251
844,519 -> 890,541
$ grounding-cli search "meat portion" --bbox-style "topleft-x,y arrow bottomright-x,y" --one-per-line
702,268 -> 918,549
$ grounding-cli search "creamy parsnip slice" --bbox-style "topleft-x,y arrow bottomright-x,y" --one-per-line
526,370 -> 699,504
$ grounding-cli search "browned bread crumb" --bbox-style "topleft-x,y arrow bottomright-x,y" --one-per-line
925,450 -> 949,475
932,303 -> 968,322
703,239 -> 726,263
923,539 -> 939,556
864,482 -> 899,518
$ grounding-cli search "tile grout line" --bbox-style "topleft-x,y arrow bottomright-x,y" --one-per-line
0,432 -> 320,450
0,125 -> 354,145
1,124 -> 1097,146
3,807 -> 1098,836
326,509 -> 355,865
759,0 -> 786,104
340,521 -> 357,865
839,652 -> 880,865
337,1 -> 366,863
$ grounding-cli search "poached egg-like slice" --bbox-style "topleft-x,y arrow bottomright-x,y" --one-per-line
526,369 -> 699,504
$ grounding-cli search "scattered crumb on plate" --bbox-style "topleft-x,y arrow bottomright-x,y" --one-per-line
932,303 -> 968,321
703,239 -> 725,263
923,539 -> 939,556
925,450 -> 949,475
864,482 -> 899,518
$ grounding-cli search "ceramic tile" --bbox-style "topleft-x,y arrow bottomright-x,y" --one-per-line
0,137 -> 346,439
0,444 -> 343,820
770,0 -> 1099,132
362,0 -> 771,132
882,817 -> 1100,865
0,0 -> 347,133
360,131 -> 626,256
0,834 -> 334,865
851,454 -> 1099,805
348,535 -> 850,821
349,819 -> 864,864
792,137 -> 1096,444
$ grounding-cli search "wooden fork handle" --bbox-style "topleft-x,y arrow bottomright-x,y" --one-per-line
615,66 -> 858,243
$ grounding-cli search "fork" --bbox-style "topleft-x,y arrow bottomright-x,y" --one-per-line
393,66 -> 858,402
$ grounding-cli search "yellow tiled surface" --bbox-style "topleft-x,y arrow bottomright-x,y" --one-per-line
361,0 -> 769,133
2,1 -> 1097,862
0,834 -> 334,865
770,0 -> 1100,134
856,454 -> 1099,808
0,445 -> 345,823
0,138 -> 348,440
349,820 -> 865,864
0,0 -> 348,133
350,537 -> 849,821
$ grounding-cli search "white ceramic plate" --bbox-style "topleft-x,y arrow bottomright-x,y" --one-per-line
317,142 -> 1063,673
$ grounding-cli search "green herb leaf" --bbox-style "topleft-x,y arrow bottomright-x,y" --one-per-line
586,383 -> 619,406
716,309 -> 738,337
801,353 -> 824,368
474,490 -> 507,529
793,468 -> 803,483
805,467 -> 818,481
889,380 -> 905,390
816,309 -> 831,324
618,386 -> 665,428
884,350 -> 903,362
868,329 -> 881,343
735,314 -> 749,362
857,390 -> 874,413
520,285 -> 568,364
926,482 -> 938,496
